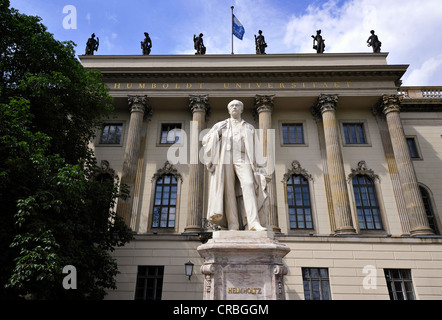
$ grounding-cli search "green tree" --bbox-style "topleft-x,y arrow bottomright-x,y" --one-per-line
0,0 -> 133,299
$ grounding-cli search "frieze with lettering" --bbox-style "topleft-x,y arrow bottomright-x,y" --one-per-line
109,81 -> 353,91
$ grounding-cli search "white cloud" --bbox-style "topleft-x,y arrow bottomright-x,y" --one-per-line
405,55 -> 442,86
105,12 -> 118,24
282,0 -> 442,85
85,12 -> 91,25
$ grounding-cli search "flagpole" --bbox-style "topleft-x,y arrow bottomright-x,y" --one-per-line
231,6 -> 234,54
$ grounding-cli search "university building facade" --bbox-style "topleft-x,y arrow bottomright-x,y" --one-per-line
80,53 -> 442,300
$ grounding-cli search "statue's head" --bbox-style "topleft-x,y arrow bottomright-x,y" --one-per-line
370,30 -> 375,34
91,33 -> 95,38
227,100 -> 244,117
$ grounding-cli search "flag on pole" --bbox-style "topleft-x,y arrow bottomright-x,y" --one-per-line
232,14 -> 245,40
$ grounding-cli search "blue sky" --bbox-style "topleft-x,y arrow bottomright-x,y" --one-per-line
9,0 -> 442,86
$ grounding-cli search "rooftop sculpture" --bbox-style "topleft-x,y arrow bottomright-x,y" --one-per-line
85,33 -> 99,55
194,33 -> 206,55
141,32 -> 152,55
311,29 -> 325,54
367,30 -> 382,53
255,30 -> 267,54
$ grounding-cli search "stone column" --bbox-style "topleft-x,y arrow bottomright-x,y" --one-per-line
184,95 -> 210,233
117,95 -> 151,227
312,113 -> 337,232
372,107 -> 411,235
255,95 -> 280,233
314,94 -> 356,234
380,94 -> 434,236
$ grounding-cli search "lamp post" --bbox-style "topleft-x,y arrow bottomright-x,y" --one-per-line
185,261 -> 194,280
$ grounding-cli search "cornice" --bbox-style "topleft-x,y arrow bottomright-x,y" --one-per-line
79,52 -> 391,62
80,53 -> 407,83
98,67 -> 407,83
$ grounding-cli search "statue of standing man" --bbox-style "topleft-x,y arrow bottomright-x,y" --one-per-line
255,30 -> 267,54
141,32 -> 152,55
193,33 -> 206,55
311,29 -> 325,54
202,100 -> 269,231
85,33 -> 99,55
367,30 -> 382,53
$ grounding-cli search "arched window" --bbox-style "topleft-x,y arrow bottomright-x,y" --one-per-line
150,161 -> 182,230
352,174 -> 383,230
419,186 -> 439,234
286,174 -> 313,229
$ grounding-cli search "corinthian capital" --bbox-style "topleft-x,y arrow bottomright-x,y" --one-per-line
317,94 -> 339,113
380,94 -> 402,115
128,95 -> 149,112
128,95 -> 152,121
189,95 -> 210,113
255,94 -> 275,113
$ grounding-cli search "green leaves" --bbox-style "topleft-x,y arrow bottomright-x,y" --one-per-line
7,229 -> 61,295
0,1 -> 132,299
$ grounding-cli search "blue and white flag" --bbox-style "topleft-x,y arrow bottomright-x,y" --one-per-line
232,14 -> 245,40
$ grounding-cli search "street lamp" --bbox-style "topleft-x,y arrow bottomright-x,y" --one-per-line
185,261 -> 194,280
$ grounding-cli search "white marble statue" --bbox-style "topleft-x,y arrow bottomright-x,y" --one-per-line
202,100 -> 269,231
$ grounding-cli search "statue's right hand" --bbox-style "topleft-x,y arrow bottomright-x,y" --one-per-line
217,121 -> 227,136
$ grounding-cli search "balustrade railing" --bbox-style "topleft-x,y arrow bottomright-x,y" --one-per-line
399,87 -> 442,99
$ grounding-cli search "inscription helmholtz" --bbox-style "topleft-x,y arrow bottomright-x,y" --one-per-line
228,287 -> 262,295
110,81 -> 352,90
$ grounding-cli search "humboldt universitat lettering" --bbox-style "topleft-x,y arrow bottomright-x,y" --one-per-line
110,81 -> 352,90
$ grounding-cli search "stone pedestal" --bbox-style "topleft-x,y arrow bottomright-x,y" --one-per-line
197,230 -> 290,300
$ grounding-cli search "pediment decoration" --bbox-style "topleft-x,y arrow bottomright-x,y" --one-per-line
347,160 -> 379,182
282,160 -> 313,183
151,161 -> 183,182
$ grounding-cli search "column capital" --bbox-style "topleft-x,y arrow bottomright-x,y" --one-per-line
128,95 -> 148,112
189,94 -> 210,113
317,94 -> 338,113
380,94 -> 402,115
311,94 -> 338,121
128,95 -> 152,120
254,94 -> 275,113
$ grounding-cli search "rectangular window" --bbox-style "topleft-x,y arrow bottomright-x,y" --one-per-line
343,123 -> 367,144
152,175 -> 178,228
287,175 -> 313,229
134,266 -> 164,300
100,124 -> 123,144
160,123 -> 182,144
352,175 -> 383,230
282,123 -> 304,144
302,268 -> 331,300
406,137 -> 420,159
384,269 -> 415,300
